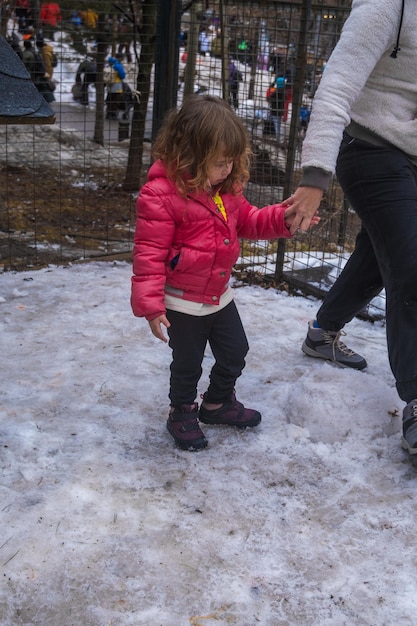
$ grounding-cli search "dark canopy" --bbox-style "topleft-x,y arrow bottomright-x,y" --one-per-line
0,35 -> 55,124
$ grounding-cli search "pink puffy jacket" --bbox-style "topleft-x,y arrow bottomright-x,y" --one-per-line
131,160 -> 292,320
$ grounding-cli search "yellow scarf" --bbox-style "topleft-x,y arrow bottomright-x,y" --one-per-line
212,191 -> 227,221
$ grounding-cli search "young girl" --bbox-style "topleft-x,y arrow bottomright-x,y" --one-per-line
131,94 -> 318,450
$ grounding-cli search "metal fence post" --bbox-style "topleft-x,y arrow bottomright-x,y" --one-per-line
152,0 -> 181,141
274,0 -> 312,282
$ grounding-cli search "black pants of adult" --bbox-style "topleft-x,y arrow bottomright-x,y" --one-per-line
166,300 -> 249,407
106,92 -> 121,115
81,76 -> 95,105
229,87 -> 239,110
316,132 -> 417,403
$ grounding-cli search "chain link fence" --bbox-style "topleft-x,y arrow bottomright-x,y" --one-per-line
0,0 -> 385,319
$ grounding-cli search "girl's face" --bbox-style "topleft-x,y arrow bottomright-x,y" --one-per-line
207,156 -> 234,188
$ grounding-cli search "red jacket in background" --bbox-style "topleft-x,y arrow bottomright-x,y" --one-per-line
131,160 -> 292,320
40,2 -> 62,27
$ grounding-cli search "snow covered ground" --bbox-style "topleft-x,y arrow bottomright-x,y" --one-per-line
1,261 -> 416,626
1,24 -> 412,625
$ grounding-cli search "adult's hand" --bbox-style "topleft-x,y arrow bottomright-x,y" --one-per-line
283,186 -> 324,235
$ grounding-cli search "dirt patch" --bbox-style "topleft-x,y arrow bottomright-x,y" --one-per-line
0,163 -> 143,270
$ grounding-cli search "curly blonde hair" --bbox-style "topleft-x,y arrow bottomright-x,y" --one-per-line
152,94 -> 251,196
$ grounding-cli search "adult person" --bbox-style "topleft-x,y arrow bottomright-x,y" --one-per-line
21,38 -> 55,103
237,38 -> 249,64
7,32 -> 23,59
198,27 -> 212,55
39,2 -> 62,40
81,8 -> 98,30
117,14 -> 133,63
74,56 -> 97,106
105,55 -> 126,119
228,59 -> 242,110
14,0 -> 33,33
266,76 -> 285,140
36,35 -> 55,80
284,0 -> 417,457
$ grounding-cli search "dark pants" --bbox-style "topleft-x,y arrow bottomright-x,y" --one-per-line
106,91 -> 121,116
229,86 -> 239,109
316,133 -> 417,402
166,301 -> 249,406
81,74 -> 96,105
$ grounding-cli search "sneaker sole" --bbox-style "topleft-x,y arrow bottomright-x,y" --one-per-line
401,437 -> 417,455
302,341 -> 367,370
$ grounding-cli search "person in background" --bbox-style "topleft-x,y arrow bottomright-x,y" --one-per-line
14,0 -> 33,34
284,0 -> 417,460
266,76 -> 285,140
22,38 -> 55,103
228,59 -> 242,110
299,100 -> 312,139
130,94 -> 319,451
282,67 -> 294,123
7,32 -> 23,59
22,38 -> 42,80
75,55 -> 97,106
69,10 -> 82,29
269,46 -> 283,75
81,8 -> 98,30
237,38 -> 249,64
198,27 -> 212,55
117,14 -> 133,63
105,55 -> 125,120
39,2 -> 62,40
36,35 -> 55,80
180,30 -> 188,48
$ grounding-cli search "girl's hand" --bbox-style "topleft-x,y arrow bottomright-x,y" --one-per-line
148,315 -> 171,343
283,186 -> 324,235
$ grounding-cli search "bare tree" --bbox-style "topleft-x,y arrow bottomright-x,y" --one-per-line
123,0 -> 157,191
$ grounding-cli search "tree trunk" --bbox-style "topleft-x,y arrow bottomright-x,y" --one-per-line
183,1 -> 201,98
123,0 -> 157,191
93,13 -> 112,146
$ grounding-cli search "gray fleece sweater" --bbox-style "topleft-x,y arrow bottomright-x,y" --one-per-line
301,0 -> 416,189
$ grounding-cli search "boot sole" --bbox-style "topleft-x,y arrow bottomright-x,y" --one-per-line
166,425 -> 208,451
199,414 -> 261,428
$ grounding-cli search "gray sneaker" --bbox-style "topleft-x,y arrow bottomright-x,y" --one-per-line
302,320 -> 367,370
402,399 -> 417,454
